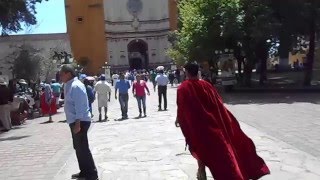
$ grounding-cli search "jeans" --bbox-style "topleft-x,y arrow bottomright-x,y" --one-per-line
136,95 -> 146,115
69,121 -> 97,177
158,86 -> 167,110
119,93 -> 129,118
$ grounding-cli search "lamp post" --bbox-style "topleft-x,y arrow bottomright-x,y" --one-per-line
104,62 -> 111,82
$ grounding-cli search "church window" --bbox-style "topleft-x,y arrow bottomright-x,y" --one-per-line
76,16 -> 84,23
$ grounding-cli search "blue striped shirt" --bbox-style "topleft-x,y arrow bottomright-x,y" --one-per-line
64,77 -> 91,124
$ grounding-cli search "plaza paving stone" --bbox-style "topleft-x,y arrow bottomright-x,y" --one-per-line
54,83 -> 320,180
1,82 -> 320,179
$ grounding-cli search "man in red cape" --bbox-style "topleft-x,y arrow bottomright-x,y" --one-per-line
175,62 -> 270,180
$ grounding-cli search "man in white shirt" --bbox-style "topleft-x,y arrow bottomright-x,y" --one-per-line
94,75 -> 112,121
155,70 -> 169,111
111,72 -> 119,87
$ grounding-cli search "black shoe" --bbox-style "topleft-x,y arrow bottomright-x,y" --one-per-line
144,114 -> 147,117
138,114 -> 142,118
71,172 -> 85,179
98,114 -> 102,121
104,115 -> 108,120
158,108 -> 162,111
86,176 -> 99,180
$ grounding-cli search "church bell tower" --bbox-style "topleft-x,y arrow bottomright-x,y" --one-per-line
65,0 -> 107,75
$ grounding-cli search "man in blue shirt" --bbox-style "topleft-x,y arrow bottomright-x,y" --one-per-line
59,65 -> 98,180
115,72 -> 130,119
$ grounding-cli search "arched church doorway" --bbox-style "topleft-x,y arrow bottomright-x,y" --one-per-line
127,39 -> 149,70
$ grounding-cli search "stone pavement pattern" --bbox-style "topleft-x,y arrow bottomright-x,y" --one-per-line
0,110 -> 73,180
54,83 -> 320,180
223,93 -> 320,158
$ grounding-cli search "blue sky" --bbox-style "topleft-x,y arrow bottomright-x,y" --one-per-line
15,0 -> 66,34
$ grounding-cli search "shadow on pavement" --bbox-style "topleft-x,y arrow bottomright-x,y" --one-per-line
221,92 -> 320,105
93,120 -> 108,123
0,135 -> 30,142
40,121 -> 55,124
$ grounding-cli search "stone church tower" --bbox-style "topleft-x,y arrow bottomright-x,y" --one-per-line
65,0 -> 178,74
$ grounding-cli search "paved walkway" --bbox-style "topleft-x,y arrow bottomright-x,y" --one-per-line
223,92 -> 320,158
53,84 -> 320,180
0,110 -> 72,180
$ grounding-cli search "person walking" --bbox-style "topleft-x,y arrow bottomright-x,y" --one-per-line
175,62 -> 270,180
0,78 -> 13,132
40,83 -> 57,122
115,73 -> 130,120
132,74 -> 150,118
83,79 -> 95,118
150,70 -> 157,92
168,70 -> 175,87
94,75 -> 112,121
111,72 -> 119,87
155,70 -> 169,111
59,64 -> 98,180
51,79 -> 61,109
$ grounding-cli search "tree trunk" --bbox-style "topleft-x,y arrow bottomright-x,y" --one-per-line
304,0 -> 316,86
259,58 -> 267,85
237,58 -> 243,78
244,65 -> 252,87
279,30 -> 291,59
257,42 -> 269,85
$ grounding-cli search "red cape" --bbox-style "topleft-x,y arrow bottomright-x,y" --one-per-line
177,79 -> 270,180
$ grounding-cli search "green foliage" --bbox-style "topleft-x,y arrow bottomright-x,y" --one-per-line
0,0 -> 48,35
13,44 -> 42,80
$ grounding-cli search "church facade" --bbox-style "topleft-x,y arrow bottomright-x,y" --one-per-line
65,0 -> 178,73
104,0 -> 177,70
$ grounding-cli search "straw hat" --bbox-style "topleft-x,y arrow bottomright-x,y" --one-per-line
0,78 -> 7,85
19,79 -> 28,84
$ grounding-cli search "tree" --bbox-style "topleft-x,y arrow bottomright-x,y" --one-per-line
0,0 -> 48,35
12,44 -> 42,80
303,0 -> 320,86
172,0 -> 240,62
172,0 -> 278,86
238,0 -> 279,86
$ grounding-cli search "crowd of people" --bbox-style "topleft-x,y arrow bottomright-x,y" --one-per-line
0,63 -> 271,180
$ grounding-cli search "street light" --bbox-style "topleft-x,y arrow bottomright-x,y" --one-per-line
104,62 -> 111,81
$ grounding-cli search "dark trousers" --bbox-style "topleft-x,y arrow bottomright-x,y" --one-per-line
69,121 -> 97,177
158,85 -> 167,110
136,95 -> 146,115
119,93 -> 129,118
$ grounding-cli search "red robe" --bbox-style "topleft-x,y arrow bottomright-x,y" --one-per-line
177,79 -> 270,180
40,93 -> 57,115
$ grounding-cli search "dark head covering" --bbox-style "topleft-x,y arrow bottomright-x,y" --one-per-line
184,61 -> 199,77
100,74 -> 106,81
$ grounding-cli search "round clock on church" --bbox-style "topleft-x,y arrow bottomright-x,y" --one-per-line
127,0 -> 143,15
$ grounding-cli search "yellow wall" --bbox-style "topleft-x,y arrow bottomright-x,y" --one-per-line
65,0 -> 107,75
168,0 -> 178,31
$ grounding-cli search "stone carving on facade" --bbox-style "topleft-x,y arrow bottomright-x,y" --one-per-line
127,0 -> 143,16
